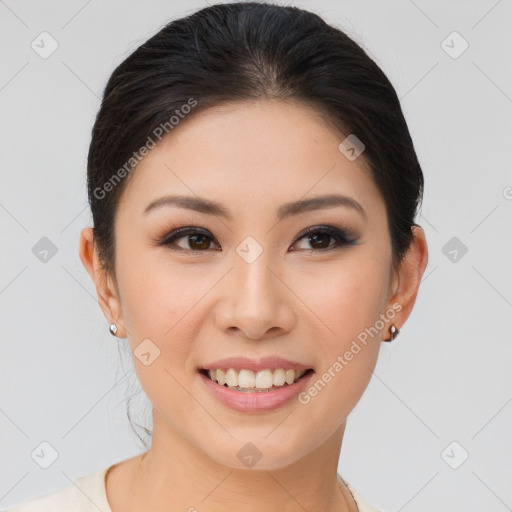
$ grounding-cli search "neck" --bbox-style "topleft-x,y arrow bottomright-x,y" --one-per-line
110,411 -> 356,512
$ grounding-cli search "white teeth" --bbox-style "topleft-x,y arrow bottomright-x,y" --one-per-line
225,368 -> 238,387
273,368 -> 286,386
255,369 -> 273,389
204,367 -> 309,390
238,369 -> 256,388
216,369 -> 226,386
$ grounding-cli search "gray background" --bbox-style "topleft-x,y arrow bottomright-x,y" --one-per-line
1,1 -> 511,511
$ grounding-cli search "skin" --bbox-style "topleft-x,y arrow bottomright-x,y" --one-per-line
79,98 -> 428,512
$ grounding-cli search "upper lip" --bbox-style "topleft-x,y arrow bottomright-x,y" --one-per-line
198,356 -> 313,372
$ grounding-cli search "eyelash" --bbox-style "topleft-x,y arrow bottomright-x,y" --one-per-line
156,225 -> 359,253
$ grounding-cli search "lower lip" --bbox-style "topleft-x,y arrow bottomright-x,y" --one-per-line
199,370 -> 314,413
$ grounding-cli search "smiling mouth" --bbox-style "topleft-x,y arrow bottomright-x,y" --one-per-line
198,368 -> 315,393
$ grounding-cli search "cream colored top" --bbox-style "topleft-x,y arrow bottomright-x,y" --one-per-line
2,465 -> 384,512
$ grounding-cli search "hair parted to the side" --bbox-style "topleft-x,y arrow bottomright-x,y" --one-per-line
86,1 -> 424,445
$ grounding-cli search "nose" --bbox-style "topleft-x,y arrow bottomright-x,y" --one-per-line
214,251 -> 296,340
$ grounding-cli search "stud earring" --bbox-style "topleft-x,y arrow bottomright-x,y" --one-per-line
384,324 -> 399,342
109,323 -> 118,336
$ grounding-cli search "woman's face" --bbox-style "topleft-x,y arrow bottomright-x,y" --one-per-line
109,99 -> 400,469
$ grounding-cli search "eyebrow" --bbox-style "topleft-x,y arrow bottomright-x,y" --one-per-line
143,193 -> 366,221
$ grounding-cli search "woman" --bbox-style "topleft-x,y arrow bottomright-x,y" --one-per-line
5,2 -> 428,511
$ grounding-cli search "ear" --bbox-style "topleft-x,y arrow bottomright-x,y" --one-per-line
78,227 -> 128,338
386,225 -> 429,338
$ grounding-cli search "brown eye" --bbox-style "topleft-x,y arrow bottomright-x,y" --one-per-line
291,226 -> 357,252
183,233 -> 213,251
307,232 -> 332,249
159,227 -> 220,252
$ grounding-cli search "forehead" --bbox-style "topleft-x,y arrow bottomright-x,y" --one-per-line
117,99 -> 383,221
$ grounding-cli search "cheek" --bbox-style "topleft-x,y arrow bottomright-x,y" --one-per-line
300,265 -> 384,417
116,257 -> 214,384
116,244 -> 195,335
116,262 -> 201,408
295,259 -> 388,339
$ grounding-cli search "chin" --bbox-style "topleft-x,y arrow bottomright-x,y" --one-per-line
197,431 -> 309,471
